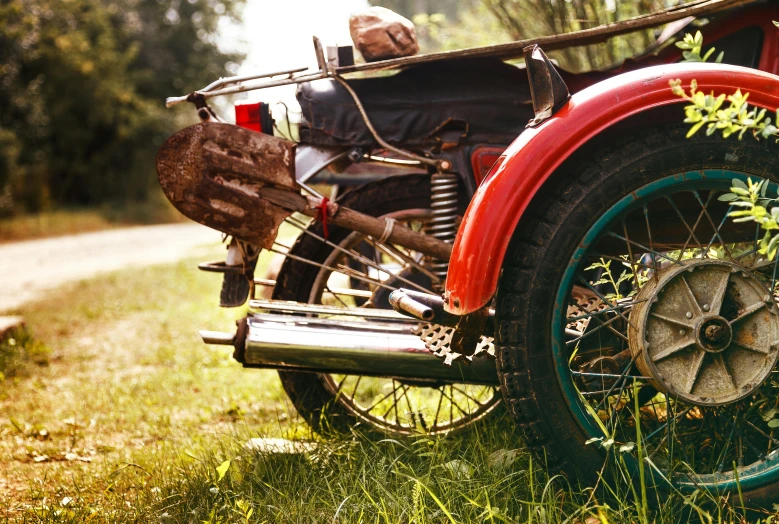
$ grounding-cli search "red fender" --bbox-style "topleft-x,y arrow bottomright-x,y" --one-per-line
445,63 -> 779,315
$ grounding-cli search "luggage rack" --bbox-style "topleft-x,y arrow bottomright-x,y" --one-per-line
165,0 -> 751,109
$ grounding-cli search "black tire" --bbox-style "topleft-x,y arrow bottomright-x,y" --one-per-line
495,125 -> 779,506
274,174 -> 502,435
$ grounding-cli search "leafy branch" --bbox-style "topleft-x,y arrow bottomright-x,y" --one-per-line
585,258 -> 642,299
676,30 -> 723,63
669,80 -> 779,139
718,178 -> 779,259
672,28 -> 779,259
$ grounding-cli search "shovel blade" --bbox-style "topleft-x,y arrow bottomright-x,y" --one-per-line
156,122 -> 297,249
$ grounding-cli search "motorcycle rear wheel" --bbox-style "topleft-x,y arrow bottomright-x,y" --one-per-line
496,125 -> 779,507
274,174 -> 502,436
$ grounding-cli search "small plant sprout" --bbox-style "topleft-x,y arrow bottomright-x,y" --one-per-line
676,30 -> 724,63
672,27 -> 779,140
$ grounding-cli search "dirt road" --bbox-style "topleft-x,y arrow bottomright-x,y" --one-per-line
0,223 -> 222,312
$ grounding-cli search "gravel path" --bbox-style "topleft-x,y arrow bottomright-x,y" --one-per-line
0,223 -> 222,312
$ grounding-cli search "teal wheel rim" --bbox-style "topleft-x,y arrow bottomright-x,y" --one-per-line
553,170 -> 779,493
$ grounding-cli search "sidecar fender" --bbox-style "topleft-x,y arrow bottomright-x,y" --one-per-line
445,63 -> 779,315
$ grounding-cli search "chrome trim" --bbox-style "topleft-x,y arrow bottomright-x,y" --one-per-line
242,314 -> 498,385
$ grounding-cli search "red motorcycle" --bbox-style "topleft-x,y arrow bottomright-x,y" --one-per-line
160,0 -> 779,504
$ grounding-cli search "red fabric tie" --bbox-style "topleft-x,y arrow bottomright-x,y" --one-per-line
315,197 -> 330,239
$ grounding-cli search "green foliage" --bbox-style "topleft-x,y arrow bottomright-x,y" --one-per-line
411,6 -> 514,53
673,28 -> 779,261
719,178 -> 779,260
0,0 -> 244,215
585,258 -> 634,300
480,0 -> 666,71
378,0 -> 665,71
670,79 -> 779,140
0,327 -> 49,384
676,30 -> 724,63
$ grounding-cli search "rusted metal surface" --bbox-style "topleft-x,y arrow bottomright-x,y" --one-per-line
158,122 -> 453,259
156,122 -> 297,249
628,260 -> 779,406
523,45 -> 571,127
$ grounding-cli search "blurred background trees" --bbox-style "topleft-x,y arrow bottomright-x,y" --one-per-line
0,0 -> 243,216
379,0 -> 669,71
0,0 -> 666,220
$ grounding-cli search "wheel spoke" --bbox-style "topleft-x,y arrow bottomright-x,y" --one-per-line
433,389 -> 444,427
565,312 -> 625,346
684,350 -> 706,394
679,275 -> 703,316
731,301 -> 767,324
713,354 -> 736,392
577,277 -> 638,330
709,270 -> 731,316
644,205 -> 660,282
693,190 -> 734,261
731,341 -> 771,355
452,385 -> 486,407
651,339 -> 696,362
621,219 -> 642,289
566,300 -> 641,323
649,311 -> 693,329
325,285 -> 352,309
286,216 -> 436,294
271,244 -> 395,291
716,409 -> 741,474
643,405 -> 694,444
665,195 -> 704,255
350,375 -> 362,400
605,231 -> 684,268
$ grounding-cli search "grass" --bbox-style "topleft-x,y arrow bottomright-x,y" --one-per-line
0,243 -> 776,522
0,195 -> 184,244
0,328 -> 49,385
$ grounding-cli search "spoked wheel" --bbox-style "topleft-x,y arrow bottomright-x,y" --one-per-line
496,126 -> 779,506
274,175 -> 501,436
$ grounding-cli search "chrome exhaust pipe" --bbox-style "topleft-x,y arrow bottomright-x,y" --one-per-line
202,314 -> 498,386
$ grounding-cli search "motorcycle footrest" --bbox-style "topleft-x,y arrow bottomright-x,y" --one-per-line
198,260 -> 245,274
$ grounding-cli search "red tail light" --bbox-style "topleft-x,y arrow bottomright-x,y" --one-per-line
470,146 -> 506,185
234,101 -> 273,134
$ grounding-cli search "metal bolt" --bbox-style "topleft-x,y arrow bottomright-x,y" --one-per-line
453,298 -> 460,308
686,311 -> 693,319
439,160 -> 452,171
679,329 -> 686,336
702,304 -> 710,312
347,147 -> 364,163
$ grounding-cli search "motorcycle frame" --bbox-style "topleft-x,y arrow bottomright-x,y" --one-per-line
164,0 -> 773,308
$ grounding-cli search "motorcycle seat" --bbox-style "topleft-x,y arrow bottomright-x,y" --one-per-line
297,57 -> 534,148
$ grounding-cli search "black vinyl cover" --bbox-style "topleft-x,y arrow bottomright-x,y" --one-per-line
297,58 -> 533,147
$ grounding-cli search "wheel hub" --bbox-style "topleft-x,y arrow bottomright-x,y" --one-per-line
628,259 -> 779,406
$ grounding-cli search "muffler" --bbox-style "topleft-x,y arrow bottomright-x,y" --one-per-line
202,313 -> 498,386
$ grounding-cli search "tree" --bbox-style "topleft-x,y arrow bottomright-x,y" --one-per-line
0,0 -> 244,215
